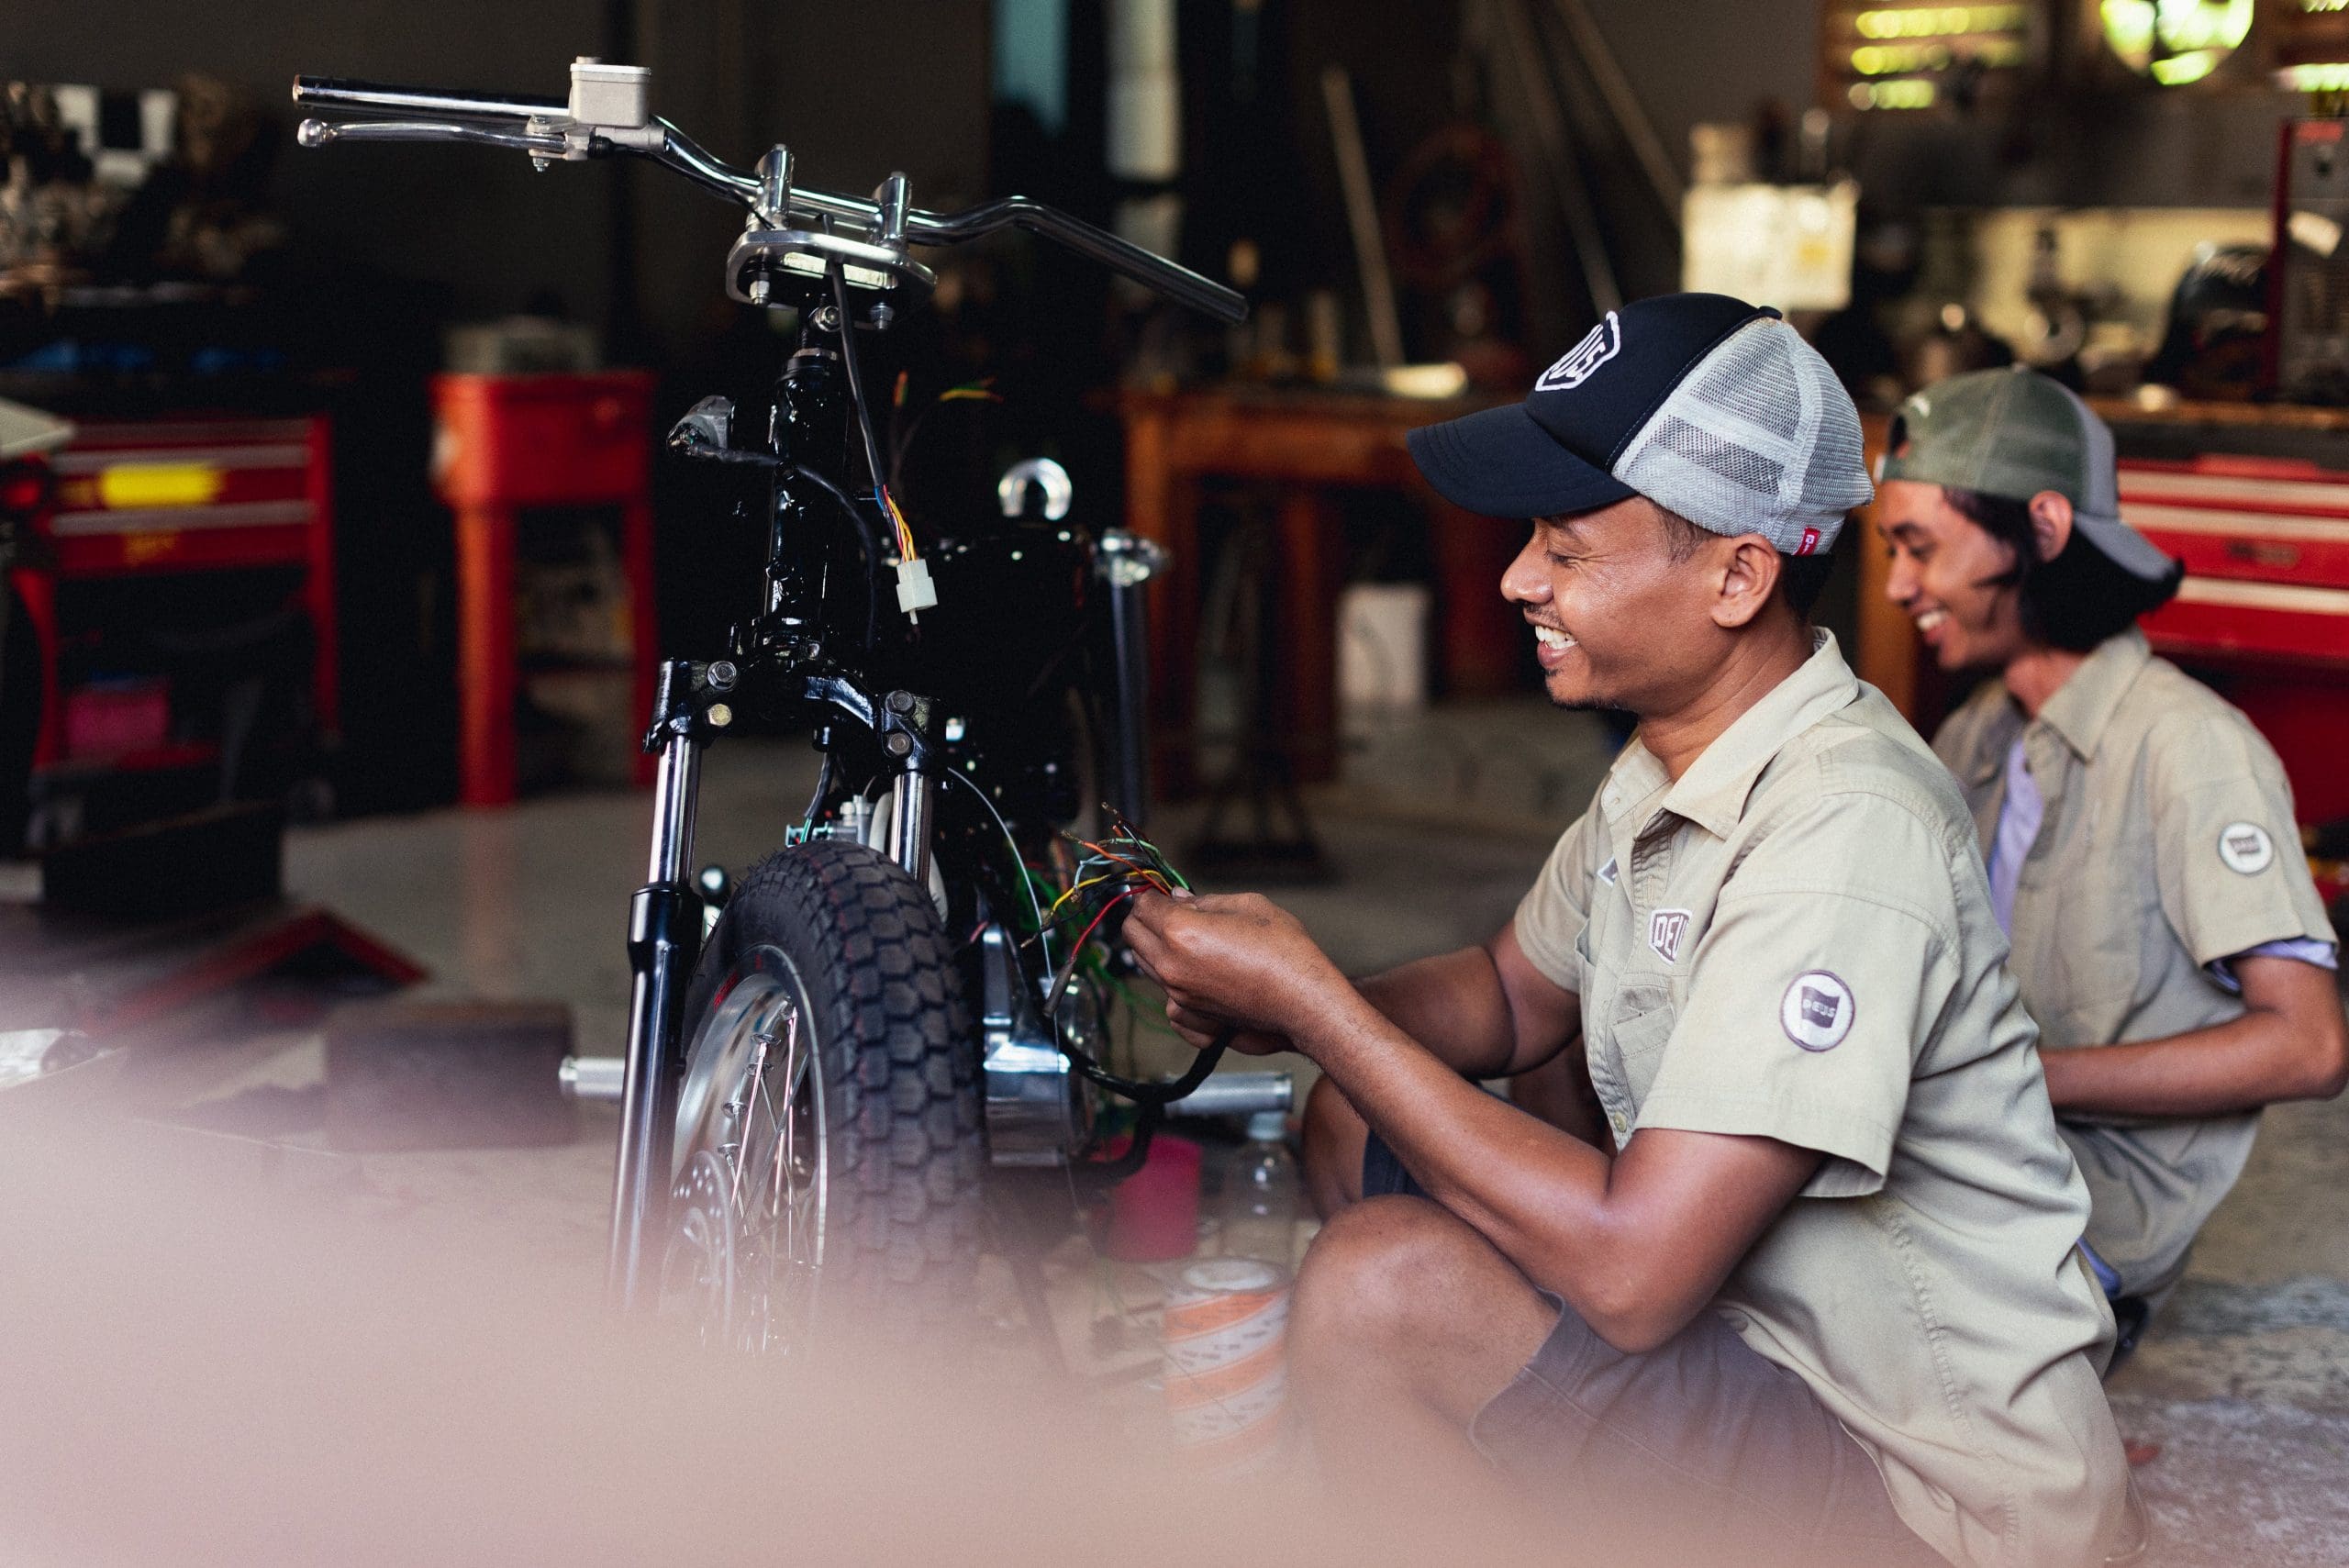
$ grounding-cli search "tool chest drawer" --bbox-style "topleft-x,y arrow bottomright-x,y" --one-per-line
2119,460 -> 2349,669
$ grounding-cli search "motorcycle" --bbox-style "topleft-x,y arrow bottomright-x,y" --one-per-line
293,61 -> 1250,1347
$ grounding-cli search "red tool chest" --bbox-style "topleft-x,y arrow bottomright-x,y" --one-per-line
2118,455 -> 2349,824
10,416 -> 337,782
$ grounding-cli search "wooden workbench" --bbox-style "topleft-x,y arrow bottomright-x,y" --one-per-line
1120,385 -> 1523,793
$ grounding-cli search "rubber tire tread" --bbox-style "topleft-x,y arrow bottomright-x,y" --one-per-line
679,839 -> 984,1338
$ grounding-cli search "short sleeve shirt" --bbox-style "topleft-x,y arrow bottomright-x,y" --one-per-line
1932,629 -> 2337,1298
1516,631 -> 2128,1568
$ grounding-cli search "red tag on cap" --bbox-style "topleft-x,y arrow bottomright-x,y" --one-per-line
1797,527 -> 1821,556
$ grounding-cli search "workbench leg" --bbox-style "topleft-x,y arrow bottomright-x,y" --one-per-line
621,499 -> 658,789
1275,488 -> 1343,785
455,504 -> 518,808
1427,500 -> 1525,700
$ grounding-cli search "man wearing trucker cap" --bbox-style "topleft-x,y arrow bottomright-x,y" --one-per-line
1126,295 -> 2132,1566
1879,366 -> 2347,1351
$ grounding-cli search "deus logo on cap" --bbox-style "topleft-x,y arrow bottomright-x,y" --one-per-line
1536,310 -> 1622,392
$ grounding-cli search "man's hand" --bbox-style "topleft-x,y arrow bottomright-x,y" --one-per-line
1123,889 -> 1355,1054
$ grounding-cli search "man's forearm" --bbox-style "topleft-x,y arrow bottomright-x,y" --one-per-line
2043,1011 -> 2348,1118
1296,988 -> 1816,1353
1354,947 -> 1522,1079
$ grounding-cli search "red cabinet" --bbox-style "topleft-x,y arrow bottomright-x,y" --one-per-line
429,372 -> 658,806
10,415 -> 337,787
2119,456 -> 2349,824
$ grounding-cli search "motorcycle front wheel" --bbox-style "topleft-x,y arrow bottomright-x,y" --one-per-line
661,840 -> 984,1352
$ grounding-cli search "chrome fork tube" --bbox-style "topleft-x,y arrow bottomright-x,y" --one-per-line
888,766 -> 936,890
647,734 -> 703,884
607,728 -> 706,1313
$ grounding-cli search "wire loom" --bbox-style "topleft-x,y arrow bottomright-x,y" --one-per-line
1030,821 -> 1232,1183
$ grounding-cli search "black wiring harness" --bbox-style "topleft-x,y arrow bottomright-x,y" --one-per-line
1027,820 -> 1231,1179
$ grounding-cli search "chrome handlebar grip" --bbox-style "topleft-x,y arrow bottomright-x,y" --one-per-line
296,118 -> 569,155
292,76 -> 563,123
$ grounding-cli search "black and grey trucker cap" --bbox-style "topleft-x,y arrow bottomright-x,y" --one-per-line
1407,292 -> 1875,556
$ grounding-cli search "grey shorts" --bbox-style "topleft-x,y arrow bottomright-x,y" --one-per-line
1363,1130 -> 1946,1568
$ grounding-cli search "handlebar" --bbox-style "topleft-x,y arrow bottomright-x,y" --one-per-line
291,72 -> 1248,323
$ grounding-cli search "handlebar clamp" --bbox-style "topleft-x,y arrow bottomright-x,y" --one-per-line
726,227 -> 936,309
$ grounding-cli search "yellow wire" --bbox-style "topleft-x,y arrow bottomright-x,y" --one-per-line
1046,871 -> 1125,920
880,487 -> 918,561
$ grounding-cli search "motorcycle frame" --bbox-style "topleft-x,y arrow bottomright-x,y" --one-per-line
285,62 -> 1241,1316
605,295 -> 1152,1313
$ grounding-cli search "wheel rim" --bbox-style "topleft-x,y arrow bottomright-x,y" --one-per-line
660,945 -> 828,1354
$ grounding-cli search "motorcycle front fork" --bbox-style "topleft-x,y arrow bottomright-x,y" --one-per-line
605,662 -> 940,1313
606,726 -> 704,1313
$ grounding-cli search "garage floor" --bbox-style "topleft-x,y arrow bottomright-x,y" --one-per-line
11,711 -> 2344,1564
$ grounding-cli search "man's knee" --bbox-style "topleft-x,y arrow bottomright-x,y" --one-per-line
1292,1195 -> 1549,1422
1302,1073 -> 1367,1218
1292,1195 -> 1494,1362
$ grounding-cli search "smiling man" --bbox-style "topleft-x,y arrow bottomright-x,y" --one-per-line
1125,295 -> 2132,1568
1879,367 -> 2347,1354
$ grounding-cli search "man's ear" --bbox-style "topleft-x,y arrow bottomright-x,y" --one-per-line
1711,534 -> 1781,629
2027,491 -> 2074,562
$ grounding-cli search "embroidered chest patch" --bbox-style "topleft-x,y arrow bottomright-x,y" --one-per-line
1649,908 -> 1692,963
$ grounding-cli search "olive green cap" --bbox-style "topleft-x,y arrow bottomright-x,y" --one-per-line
1876,366 -> 2176,584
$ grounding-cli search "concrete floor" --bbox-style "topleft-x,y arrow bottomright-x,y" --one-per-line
33,710 -> 2349,1563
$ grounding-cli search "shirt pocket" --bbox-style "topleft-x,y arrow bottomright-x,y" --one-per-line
2038,844 -> 2147,1044
1608,983 -> 1678,1107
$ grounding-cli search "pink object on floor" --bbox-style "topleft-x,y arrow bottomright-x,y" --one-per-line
1105,1133 -> 1202,1262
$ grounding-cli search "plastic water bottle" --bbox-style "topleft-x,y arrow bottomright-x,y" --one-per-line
1219,1111 -> 1301,1272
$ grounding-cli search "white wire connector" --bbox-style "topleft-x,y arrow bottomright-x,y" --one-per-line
895,556 -> 938,623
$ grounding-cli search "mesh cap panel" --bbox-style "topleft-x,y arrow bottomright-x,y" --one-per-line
1691,343 -> 1803,443
1650,414 -> 1787,495
1616,319 -> 1872,554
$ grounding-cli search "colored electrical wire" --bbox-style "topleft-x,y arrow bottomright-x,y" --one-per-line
1030,822 -> 1228,1106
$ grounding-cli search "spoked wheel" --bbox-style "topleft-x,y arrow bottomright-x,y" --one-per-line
662,960 -> 826,1352
660,840 -> 984,1352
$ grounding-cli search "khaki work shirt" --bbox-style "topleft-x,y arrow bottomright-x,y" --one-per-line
1516,631 -> 2127,1568
1933,629 -> 2336,1299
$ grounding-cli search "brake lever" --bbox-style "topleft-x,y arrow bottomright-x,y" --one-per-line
297,117 -> 568,156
